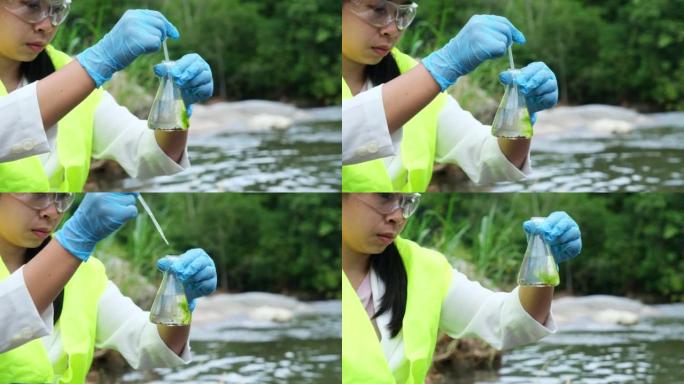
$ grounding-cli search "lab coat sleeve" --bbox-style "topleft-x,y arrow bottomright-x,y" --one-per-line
435,96 -> 531,185
0,266 -> 54,353
342,84 -> 395,165
439,269 -> 557,351
0,82 -> 51,162
91,91 -> 190,179
95,281 -> 191,369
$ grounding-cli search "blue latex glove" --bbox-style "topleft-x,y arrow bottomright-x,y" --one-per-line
157,249 -> 217,312
153,53 -> 214,117
55,193 -> 139,261
499,62 -> 558,125
77,10 -> 180,87
523,211 -> 582,264
423,15 -> 526,91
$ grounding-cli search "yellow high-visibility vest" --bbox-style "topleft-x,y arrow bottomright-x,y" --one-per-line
342,237 -> 453,383
0,45 -> 103,192
342,49 -> 447,192
0,255 -> 108,383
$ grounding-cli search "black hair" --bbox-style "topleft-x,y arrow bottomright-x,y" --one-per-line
20,50 -> 56,83
365,54 -> 401,86
24,238 -> 64,325
370,242 -> 407,338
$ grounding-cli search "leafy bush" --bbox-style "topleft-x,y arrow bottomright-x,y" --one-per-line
76,193 -> 341,299
400,0 -> 684,111
403,194 -> 684,302
51,0 -> 340,106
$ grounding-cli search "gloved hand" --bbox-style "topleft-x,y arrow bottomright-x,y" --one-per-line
499,62 -> 558,125
153,53 -> 214,117
523,211 -> 582,264
77,10 -> 180,87
423,15 -> 526,91
157,249 -> 217,312
55,193 -> 139,261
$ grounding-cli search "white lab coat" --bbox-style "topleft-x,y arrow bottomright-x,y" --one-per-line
342,83 -> 531,185
0,266 -> 191,373
0,79 -> 190,178
363,266 -> 556,372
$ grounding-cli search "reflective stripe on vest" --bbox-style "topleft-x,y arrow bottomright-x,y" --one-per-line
342,49 -> 447,192
0,255 -> 109,383
0,45 -> 103,192
342,237 -> 453,383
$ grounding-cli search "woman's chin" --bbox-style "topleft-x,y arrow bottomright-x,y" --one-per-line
15,46 -> 43,61
367,243 -> 389,255
22,234 -> 47,248
364,54 -> 384,66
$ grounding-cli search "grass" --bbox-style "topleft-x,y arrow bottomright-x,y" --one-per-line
74,193 -> 341,299
402,194 -> 560,290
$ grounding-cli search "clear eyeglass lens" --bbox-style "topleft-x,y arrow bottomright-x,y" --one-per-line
49,1 -> 69,25
54,193 -> 75,212
396,5 -> 417,30
351,0 -> 417,31
368,193 -> 420,218
3,0 -> 70,26
13,193 -> 74,212
400,194 -> 420,218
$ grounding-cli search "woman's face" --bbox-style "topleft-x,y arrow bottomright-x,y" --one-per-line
0,6 -> 58,63
342,0 -> 406,66
0,194 -> 63,251
342,194 -> 408,256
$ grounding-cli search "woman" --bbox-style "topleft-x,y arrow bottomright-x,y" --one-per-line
342,0 -> 559,192
0,193 -> 217,382
0,1 -> 214,191
342,193 -> 582,383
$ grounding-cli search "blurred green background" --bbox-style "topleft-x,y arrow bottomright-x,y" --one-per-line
53,0 -> 341,107
402,193 -> 684,302
400,0 -> 684,111
62,194 -> 341,301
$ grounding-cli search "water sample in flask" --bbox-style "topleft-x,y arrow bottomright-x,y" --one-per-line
517,217 -> 560,287
148,61 -> 189,131
491,46 -> 533,139
150,256 -> 191,326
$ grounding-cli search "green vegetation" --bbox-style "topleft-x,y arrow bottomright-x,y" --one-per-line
84,194 -> 341,299
178,300 -> 191,324
536,269 -> 560,287
51,0 -> 340,106
402,194 -> 684,302
402,0 -> 684,111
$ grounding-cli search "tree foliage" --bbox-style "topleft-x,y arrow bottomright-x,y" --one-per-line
401,0 -> 684,111
402,193 -> 684,302
52,0 -> 340,105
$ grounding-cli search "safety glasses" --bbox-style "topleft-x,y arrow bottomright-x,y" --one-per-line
2,0 -> 71,26
355,193 -> 421,219
348,0 -> 418,31
10,193 -> 75,213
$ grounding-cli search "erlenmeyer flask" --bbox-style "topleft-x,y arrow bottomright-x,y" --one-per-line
150,256 -> 191,326
517,217 -> 560,287
148,61 -> 189,131
491,70 -> 533,139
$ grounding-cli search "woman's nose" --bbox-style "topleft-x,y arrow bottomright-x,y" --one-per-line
385,206 -> 404,224
39,204 -> 60,220
33,17 -> 55,34
379,20 -> 400,37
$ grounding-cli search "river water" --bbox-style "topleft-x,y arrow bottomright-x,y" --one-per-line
446,106 -> 684,192
95,105 -> 341,192
115,300 -> 341,383
437,303 -> 684,384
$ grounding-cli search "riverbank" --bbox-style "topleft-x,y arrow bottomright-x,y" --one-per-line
430,295 -> 683,383
88,291 -> 341,383
85,100 -> 341,192
431,104 -> 684,192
